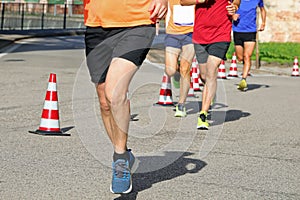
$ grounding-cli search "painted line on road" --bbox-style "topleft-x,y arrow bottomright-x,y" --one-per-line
0,39 -> 35,59
0,43 -> 23,58
144,58 -> 165,70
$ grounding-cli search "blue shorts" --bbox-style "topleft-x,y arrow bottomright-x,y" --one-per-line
164,33 -> 193,49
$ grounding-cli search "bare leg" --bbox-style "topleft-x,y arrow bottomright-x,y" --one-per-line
201,55 -> 221,112
235,45 -> 244,63
165,46 -> 180,77
242,41 -> 256,79
96,58 -> 137,154
178,44 -> 194,104
198,63 -> 207,107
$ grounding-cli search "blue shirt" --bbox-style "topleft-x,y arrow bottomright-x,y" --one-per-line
232,0 -> 264,32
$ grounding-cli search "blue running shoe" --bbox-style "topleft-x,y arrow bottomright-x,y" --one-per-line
127,149 -> 135,169
110,150 -> 135,194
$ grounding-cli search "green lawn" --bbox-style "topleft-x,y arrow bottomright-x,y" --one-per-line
226,42 -> 300,65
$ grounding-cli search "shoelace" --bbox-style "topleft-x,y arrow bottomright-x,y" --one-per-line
199,113 -> 206,122
177,104 -> 185,111
114,160 -> 129,178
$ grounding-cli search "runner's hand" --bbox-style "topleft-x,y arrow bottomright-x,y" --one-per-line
232,13 -> 240,21
149,0 -> 168,21
226,1 -> 238,16
258,23 -> 265,31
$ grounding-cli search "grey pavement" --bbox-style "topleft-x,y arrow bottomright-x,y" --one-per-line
0,28 -> 295,76
0,32 -> 299,200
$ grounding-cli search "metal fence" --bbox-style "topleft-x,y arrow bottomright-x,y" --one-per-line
0,2 -> 84,30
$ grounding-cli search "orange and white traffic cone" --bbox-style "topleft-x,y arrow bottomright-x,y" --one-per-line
197,67 -> 204,87
191,57 -> 201,91
217,60 -> 227,79
188,70 -> 196,97
228,52 -> 238,77
154,72 -> 174,106
29,73 -> 70,136
291,56 -> 299,77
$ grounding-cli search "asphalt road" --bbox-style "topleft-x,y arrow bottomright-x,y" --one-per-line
0,36 -> 299,200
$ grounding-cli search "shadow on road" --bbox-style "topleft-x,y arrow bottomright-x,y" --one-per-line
246,83 -> 270,91
1,36 -> 85,54
114,151 -> 206,200
209,109 -> 251,126
185,101 -> 228,115
234,83 -> 270,91
61,126 -> 75,133
169,101 -> 250,127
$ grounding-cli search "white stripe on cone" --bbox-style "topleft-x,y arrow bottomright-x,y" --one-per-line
158,96 -> 173,103
40,118 -> 60,129
161,83 -> 172,89
47,82 -> 57,91
43,100 -> 58,110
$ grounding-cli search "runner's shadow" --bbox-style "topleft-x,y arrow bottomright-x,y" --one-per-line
246,84 -> 270,91
209,109 -> 251,126
210,102 -> 229,110
183,101 -> 228,115
234,83 -> 270,91
180,101 -> 200,115
114,151 -> 207,200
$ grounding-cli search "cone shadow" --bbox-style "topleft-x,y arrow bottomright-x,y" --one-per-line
28,126 -> 74,136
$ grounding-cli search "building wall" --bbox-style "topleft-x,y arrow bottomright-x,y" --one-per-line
260,0 -> 300,42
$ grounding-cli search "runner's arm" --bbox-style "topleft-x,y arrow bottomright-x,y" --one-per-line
180,0 -> 206,6
258,6 -> 267,31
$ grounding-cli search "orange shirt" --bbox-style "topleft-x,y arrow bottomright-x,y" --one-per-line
84,0 -> 155,27
166,0 -> 194,34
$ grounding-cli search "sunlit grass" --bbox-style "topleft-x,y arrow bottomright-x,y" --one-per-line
226,42 -> 300,65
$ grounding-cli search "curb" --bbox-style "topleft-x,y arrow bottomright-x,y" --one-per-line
0,28 -> 85,50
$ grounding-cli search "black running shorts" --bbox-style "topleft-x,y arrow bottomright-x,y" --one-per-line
194,42 -> 230,64
233,32 -> 257,47
85,25 -> 155,83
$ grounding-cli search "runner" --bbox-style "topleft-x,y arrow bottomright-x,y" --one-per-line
83,0 -> 167,194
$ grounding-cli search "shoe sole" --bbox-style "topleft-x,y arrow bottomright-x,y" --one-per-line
110,181 -> 132,194
175,113 -> 187,117
197,126 -> 208,130
237,87 -> 248,91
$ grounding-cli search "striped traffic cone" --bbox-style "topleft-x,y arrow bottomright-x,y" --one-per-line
154,72 -> 174,106
188,70 -> 196,97
191,57 -> 201,91
228,52 -> 238,77
29,73 -> 70,136
291,56 -> 299,77
217,60 -> 227,79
